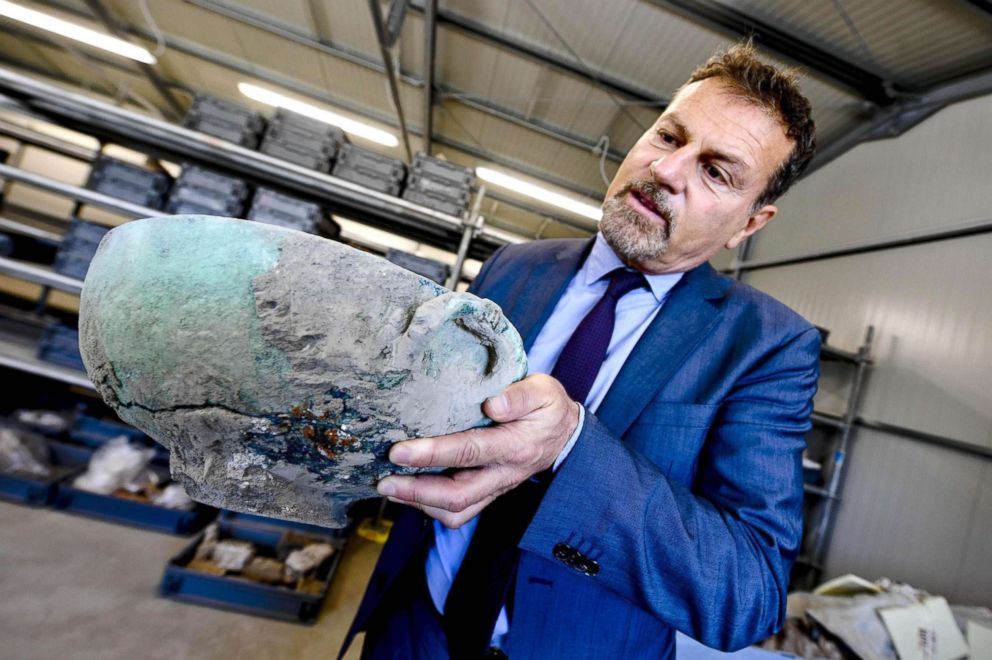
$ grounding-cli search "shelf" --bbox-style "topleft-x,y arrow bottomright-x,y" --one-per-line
0,319 -> 93,390
819,343 -> 867,364
0,216 -> 63,244
0,255 -> 83,295
811,411 -> 846,430
803,484 -> 837,499
0,67 -> 516,261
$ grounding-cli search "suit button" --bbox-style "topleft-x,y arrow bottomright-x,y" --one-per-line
577,558 -> 600,576
553,543 -> 575,563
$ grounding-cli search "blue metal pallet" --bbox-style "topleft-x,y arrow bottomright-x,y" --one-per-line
219,510 -> 345,539
0,439 -> 89,506
159,519 -> 344,624
52,482 -> 217,535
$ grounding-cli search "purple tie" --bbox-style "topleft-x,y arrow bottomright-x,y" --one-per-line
551,268 -> 648,404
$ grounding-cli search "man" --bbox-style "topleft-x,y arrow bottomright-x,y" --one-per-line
343,42 -> 820,659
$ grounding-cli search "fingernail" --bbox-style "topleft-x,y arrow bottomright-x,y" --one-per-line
487,394 -> 507,417
391,445 -> 412,465
377,479 -> 397,497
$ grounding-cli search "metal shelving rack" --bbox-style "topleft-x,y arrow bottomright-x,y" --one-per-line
794,326 -> 874,590
0,65 -> 535,396
0,66 -> 528,271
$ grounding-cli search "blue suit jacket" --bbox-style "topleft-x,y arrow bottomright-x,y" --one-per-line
344,238 -> 820,658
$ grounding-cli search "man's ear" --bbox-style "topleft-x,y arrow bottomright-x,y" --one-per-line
726,204 -> 777,250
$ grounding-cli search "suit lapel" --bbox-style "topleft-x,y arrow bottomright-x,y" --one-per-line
506,238 -> 594,352
596,262 -> 731,437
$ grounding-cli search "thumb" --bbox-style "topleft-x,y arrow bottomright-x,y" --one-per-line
482,376 -> 545,422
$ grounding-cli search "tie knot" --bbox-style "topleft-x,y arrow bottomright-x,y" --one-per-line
605,268 -> 647,300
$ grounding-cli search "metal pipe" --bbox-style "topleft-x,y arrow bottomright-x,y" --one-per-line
855,416 -> 992,461
421,0 -> 437,155
446,184 -> 486,289
0,120 -> 96,161
0,255 -> 83,295
0,163 -> 159,217
731,217 -> 992,273
368,0 -> 413,162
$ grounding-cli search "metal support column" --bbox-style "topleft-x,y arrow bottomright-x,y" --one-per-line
446,185 -> 486,289
368,0 -> 414,162
421,0 -> 437,155
807,325 -> 874,574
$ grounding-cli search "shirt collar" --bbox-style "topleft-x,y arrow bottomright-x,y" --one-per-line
583,233 -> 684,303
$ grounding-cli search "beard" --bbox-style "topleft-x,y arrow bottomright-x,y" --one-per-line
599,180 -> 675,264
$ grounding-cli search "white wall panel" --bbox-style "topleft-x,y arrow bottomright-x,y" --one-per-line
822,428 -> 988,604
752,93 -> 992,262
746,236 -> 992,448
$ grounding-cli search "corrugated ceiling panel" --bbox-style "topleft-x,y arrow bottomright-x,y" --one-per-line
725,0 -> 992,88
603,3 -> 734,98
229,0 -> 316,38
318,51 -> 395,117
107,0 -> 246,62
821,427 -> 988,604
438,30 -> 543,117
753,92 -> 992,262
745,235 -> 992,448
230,22 -> 327,91
526,75 -> 617,138
313,0 -> 379,59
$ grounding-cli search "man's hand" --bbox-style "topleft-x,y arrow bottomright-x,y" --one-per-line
376,374 -> 580,528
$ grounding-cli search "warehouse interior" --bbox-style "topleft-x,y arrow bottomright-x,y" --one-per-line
0,0 -> 990,658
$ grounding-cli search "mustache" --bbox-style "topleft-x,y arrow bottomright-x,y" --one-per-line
616,181 -> 674,224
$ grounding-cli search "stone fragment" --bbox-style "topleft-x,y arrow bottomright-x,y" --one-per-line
285,542 -> 335,576
186,558 -> 227,576
243,557 -> 287,584
212,539 -> 256,571
78,215 -> 527,527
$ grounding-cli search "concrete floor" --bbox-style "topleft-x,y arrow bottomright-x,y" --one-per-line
0,500 -> 381,660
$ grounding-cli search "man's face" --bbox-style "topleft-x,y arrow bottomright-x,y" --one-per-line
600,78 -> 793,274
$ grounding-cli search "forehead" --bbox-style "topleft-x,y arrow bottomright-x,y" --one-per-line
656,78 -> 791,180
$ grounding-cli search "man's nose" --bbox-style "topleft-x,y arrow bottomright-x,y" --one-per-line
649,148 -> 690,195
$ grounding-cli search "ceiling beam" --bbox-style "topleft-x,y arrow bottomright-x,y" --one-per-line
421,0 -> 437,155
183,0 -> 621,161
407,2 -> 667,108
642,0 -> 900,106
809,65 -> 992,173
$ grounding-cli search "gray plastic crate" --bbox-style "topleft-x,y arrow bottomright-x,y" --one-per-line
411,153 -> 474,187
401,188 -> 468,218
384,249 -> 450,285
259,138 -> 335,172
166,184 -> 245,216
334,144 -> 406,180
404,173 -> 471,205
330,165 -> 403,196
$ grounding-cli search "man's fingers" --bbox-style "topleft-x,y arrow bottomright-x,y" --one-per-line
483,376 -> 547,423
389,427 -> 511,468
377,466 -> 515,513
418,498 -> 492,529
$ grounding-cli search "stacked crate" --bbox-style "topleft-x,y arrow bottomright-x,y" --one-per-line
401,153 -> 475,218
36,323 -> 85,371
52,217 -> 111,281
384,249 -> 451,285
183,95 -> 266,149
331,143 -> 406,196
246,187 -> 323,234
85,155 -> 171,210
165,164 -> 250,218
258,110 -> 346,173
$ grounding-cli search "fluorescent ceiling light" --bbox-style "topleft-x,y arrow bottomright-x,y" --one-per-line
0,0 -> 156,64
239,82 -> 398,148
475,167 -> 602,221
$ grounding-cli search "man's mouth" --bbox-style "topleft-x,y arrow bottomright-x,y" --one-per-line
627,189 -> 667,227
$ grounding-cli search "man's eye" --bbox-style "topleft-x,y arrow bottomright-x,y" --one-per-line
657,131 -> 677,145
705,164 -> 727,183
